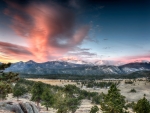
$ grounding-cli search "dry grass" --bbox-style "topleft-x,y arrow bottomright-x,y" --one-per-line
27,78 -> 77,86
25,78 -> 150,113
27,78 -> 150,102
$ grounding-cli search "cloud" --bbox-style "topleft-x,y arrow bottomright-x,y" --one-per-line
125,55 -> 150,59
69,0 -> 80,9
4,0 -> 90,61
0,41 -> 32,55
68,51 -> 96,56
73,47 -> 91,51
0,41 -> 34,62
115,54 -> 150,64
66,47 -> 97,59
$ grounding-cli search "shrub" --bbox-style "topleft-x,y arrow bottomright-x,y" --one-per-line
130,88 -> 136,93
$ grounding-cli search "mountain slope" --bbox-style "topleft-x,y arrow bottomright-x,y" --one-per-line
4,60 -> 150,75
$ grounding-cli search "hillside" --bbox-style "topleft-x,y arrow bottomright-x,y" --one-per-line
4,60 -> 150,76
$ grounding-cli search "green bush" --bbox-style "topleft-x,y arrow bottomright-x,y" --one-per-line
130,88 -> 136,93
90,105 -> 99,113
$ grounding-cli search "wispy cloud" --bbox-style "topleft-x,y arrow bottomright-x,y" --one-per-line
0,41 -> 33,62
65,47 -> 97,60
0,41 -> 32,55
116,54 -> 150,64
68,51 -> 97,57
4,0 -> 90,61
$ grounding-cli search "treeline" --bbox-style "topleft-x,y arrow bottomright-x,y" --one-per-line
20,70 -> 150,80
85,81 -> 119,88
72,79 -> 120,88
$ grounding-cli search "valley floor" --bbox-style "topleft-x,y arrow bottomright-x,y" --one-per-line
27,78 -> 150,102
4,78 -> 148,113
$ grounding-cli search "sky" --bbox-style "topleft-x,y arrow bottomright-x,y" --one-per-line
0,0 -> 150,64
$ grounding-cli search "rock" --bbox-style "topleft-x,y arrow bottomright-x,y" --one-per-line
29,103 -> 39,113
0,101 -> 39,113
23,103 -> 34,113
5,103 -> 24,113
19,103 -> 28,113
21,93 -> 31,100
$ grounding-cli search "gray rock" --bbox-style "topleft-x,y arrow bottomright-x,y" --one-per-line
5,103 -> 24,113
0,101 -> 39,113
29,103 -> 39,113
19,103 -> 28,113
23,103 -> 34,113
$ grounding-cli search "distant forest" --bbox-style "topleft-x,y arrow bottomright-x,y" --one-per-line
20,71 -> 150,80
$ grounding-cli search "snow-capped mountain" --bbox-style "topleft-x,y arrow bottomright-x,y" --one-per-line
94,60 -> 124,66
58,59 -> 124,66
4,60 -> 150,75
58,58 -> 94,65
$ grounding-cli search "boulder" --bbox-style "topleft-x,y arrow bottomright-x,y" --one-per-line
29,103 -> 39,113
23,103 -> 33,113
0,101 -> 39,113
5,103 -> 24,113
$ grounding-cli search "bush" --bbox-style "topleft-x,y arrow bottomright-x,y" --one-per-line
130,88 -> 136,93
126,101 -> 135,109
125,80 -> 133,84
90,105 -> 99,113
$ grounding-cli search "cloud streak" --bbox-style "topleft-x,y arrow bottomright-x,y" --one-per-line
4,0 -> 90,61
115,54 -> 150,64
0,41 -> 32,55
0,41 -> 34,62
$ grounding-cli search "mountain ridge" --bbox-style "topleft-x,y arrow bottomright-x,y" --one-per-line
4,60 -> 150,75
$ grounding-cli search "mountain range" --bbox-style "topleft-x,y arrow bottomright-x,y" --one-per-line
4,60 -> 150,75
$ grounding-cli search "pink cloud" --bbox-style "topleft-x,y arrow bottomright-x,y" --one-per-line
114,54 -> 150,64
0,41 -> 34,62
0,41 -> 31,55
4,1 -> 90,62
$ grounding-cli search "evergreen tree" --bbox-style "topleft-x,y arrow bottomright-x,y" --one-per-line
66,98 -> 80,113
63,85 -> 81,113
31,81 -> 45,109
100,84 -> 127,113
0,63 -> 19,100
41,87 -> 54,111
90,105 -> 99,113
54,91 -> 68,113
13,83 -> 27,101
134,97 -> 150,113
64,84 -> 79,96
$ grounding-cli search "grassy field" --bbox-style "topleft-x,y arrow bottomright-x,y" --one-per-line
27,78 -> 150,102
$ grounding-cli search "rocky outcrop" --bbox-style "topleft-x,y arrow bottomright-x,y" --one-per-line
22,103 -> 33,113
0,101 -> 39,113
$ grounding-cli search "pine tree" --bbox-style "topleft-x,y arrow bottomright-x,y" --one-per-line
54,91 -> 69,113
41,87 -> 54,111
100,84 -> 127,113
13,83 -> 27,101
90,105 -> 99,113
66,98 -> 80,113
134,97 -> 150,113
0,63 -> 19,100
63,85 -> 81,113
31,81 -> 45,109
